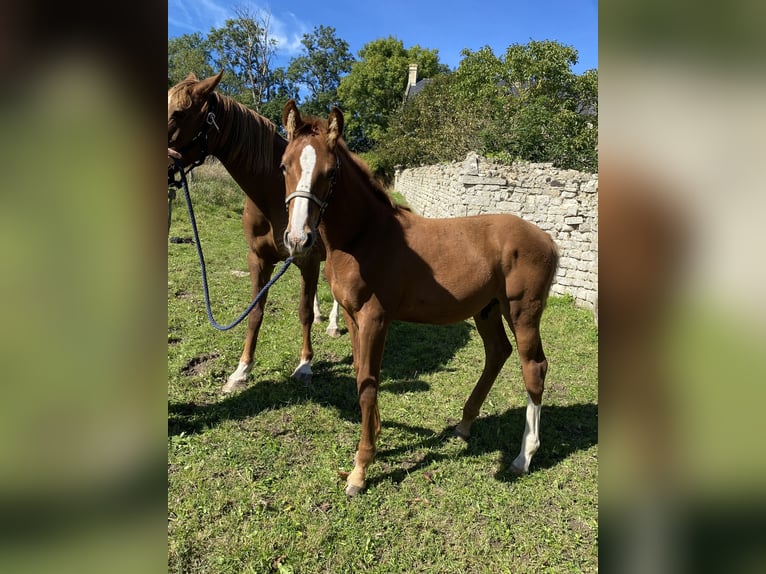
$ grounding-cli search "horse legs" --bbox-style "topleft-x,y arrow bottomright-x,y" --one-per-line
222,255 -> 275,393
326,299 -> 341,338
312,295 -> 342,337
290,258 -> 321,384
455,303 -> 513,439
338,308 -> 360,378
508,301 -> 549,475
312,295 -> 323,324
345,313 -> 387,496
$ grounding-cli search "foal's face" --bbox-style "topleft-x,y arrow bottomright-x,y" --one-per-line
280,138 -> 336,256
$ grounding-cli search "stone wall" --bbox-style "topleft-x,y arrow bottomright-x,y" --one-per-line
394,153 -> 598,311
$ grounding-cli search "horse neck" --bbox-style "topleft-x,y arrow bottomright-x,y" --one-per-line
205,94 -> 287,209
320,147 -> 395,251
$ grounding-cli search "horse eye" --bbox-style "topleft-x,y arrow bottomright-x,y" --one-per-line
327,168 -> 336,179
279,163 -> 286,173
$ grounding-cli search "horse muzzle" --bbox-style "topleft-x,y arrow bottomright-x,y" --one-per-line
284,228 -> 316,256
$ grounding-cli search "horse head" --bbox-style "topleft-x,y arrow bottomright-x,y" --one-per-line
280,100 -> 343,256
167,71 -> 223,169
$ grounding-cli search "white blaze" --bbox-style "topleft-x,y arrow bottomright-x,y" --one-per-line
288,145 -> 316,245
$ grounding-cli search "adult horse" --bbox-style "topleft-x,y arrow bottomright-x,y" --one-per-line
280,101 -> 560,495
168,72 -> 340,393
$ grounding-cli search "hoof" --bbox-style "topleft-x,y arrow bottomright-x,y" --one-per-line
344,482 -> 365,496
290,369 -> 313,385
453,425 -> 471,442
221,379 -> 248,394
510,462 -> 529,476
326,327 -> 342,338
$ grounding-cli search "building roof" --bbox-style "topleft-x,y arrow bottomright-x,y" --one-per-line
405,78 -> 432,101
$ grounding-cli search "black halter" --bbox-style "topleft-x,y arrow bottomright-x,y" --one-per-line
168,95 -> 220,188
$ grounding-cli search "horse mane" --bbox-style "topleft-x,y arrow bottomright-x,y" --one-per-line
338,140 -> 402,211
213,92 -> 279,174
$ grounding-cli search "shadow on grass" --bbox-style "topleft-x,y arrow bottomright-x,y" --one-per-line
169,320 -> 472,436
169,372 -> 354,436
170,368 -> 596,484
372,402 -> 598,485
169,318 -> 594,482
381,321 -> 473,379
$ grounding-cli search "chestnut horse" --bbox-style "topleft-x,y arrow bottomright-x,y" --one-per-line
280,101 -> 560,495
168,73 -> 340,393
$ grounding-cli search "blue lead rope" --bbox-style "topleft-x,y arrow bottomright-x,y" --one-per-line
172,158 -> 294,331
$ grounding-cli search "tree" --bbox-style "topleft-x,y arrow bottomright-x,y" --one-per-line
206,6 -> 279,109
286,25 -> 354,117
258,67 -> 300,129
452,40 -> 597,171
492,41 -> 597,171
337,36 -> 448,151
378,74 -> 490,171
168,33 -> 213,88
378,40 -> 597,174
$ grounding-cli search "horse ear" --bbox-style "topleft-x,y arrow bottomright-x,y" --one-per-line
327,107 -> 344,149
193,71 -> 223,100
283,99 -> 301,141
184,72 -> 198,82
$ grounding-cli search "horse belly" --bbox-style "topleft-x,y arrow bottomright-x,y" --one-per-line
395,272 -> 496,324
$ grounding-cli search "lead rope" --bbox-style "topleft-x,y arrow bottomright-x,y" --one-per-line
170,158 -> 294,331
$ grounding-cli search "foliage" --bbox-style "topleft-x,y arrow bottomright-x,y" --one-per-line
206,6 -> 279,110
377,40 -> 598,176
484,41 -> 598,171
337,37 -> 449,152
168,33 -> 214,88
287,26 -> 354,117
168,30 -> 596,176
258,67 -> 300,129
167,167 -> 598,573
378,74 -> 491,170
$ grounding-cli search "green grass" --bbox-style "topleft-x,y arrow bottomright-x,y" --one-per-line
168,162 -> 598,573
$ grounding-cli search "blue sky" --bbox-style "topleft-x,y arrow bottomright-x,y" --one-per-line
168,0 -> 598,74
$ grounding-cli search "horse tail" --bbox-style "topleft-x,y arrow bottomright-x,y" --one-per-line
543,237 -> 560,304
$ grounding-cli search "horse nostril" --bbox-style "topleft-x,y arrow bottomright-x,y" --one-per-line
305,230 -> 314,248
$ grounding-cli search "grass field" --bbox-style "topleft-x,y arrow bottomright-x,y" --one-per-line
168,163 -> 598,573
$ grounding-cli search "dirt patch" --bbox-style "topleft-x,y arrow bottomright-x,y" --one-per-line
180,352 -> 220,376
568,518 -> 592,536
174,289 -> 195,299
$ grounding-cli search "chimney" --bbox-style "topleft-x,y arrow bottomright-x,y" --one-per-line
408,63 -> 418,87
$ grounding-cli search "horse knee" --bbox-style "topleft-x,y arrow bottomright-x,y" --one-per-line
298,302 -> 315,326
523,358 -> 548,403
358,381 -> 378,410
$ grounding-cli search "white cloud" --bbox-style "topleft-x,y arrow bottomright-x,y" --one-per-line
168,1 -> 313,64
168,0 -> 231,35
269,10 -> 309,60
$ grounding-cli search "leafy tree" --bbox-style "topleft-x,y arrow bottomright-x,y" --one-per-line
206,6 -> 279,109
337,36 -> 448,151
168,33 -> 213,88
286,25 -> 354,117
378,74 -> 490,171
259,68 -> 300,129
451,46 -> 504,108
490,41 -> 597,171
379,40 -> 597,174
